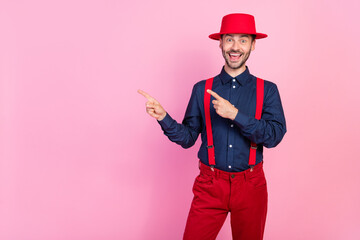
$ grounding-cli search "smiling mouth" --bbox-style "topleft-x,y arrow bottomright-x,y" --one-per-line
228,52 -> 243,61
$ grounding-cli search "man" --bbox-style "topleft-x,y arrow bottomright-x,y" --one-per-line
138,13 -> 286,240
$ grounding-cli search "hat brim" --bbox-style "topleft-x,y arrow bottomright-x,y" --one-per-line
209,32 -> 268,40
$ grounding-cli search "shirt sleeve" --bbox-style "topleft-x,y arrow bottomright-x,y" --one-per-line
157,83 -> 203,149
233,82 -> 287,148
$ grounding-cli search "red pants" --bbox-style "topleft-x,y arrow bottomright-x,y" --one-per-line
183,161 -> 268,240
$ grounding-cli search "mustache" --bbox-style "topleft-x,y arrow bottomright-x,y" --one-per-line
226,51 -> 243,54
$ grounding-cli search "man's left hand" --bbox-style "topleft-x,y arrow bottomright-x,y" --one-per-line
207,89 -> 238,121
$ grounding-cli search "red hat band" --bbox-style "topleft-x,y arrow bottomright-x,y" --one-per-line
209,13 -> 267,40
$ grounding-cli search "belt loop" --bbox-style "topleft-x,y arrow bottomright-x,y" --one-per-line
211,166 -> 218,179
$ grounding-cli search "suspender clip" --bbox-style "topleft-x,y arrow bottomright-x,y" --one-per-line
250,144 -> 258,150
207,145 -> 214,149
249,165 -> 255,172
210,165 -> 215,171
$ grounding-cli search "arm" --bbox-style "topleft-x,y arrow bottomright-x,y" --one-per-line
138,85 -> 202,149
233,83 -> 287,148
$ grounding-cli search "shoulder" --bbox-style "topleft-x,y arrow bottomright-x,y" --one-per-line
191,78 -> 209,94
263,79 -> 278,93
258,78 -> 283,104
193,79 -> 206,89
251,75 -> 277,89
250,74 -> 279,92
250,74 -> 281,101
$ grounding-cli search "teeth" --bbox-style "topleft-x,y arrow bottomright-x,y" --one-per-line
230,53 -> 241,56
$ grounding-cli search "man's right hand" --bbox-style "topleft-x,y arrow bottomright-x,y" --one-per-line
138,89 -> 167,121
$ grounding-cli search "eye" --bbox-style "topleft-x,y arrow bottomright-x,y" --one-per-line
226,38 -> 232,42
241,39 -> 247,44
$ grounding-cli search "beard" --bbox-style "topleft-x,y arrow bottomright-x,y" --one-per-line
222,48 -> 251,70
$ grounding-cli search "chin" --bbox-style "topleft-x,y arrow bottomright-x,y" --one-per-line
228,62 -> 243,69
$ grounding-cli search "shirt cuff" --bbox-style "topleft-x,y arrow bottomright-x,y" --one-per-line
233,110 -> 253,128
157,113 -> 174,130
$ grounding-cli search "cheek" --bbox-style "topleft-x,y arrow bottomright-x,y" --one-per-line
243,45 -> 252,53
222,45 -> 231,53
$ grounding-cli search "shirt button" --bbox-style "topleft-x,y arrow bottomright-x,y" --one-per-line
231,174 -> 235,178
232,79 -> 236,82
233,85 -> 236,88
229,145 -> 232,148
230,124 -> 234,127
228,165 -> 232,169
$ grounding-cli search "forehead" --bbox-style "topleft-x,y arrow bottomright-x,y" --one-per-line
223,34 -> 251,38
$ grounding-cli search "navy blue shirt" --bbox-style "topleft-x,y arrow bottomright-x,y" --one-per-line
158,66 -> 287,172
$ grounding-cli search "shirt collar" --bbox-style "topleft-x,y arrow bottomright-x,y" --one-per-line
219,66 -> 251,86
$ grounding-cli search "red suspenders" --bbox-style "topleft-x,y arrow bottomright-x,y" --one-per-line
204,78 -> 215,166
249,78 -> 264,167
204,77 -> 264,168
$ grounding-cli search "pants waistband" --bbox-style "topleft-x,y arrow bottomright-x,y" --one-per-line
199,161 -> 263,180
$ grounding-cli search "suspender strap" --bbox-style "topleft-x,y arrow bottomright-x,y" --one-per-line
204,77 -> 264,168
249,78 -> 264,167
204,78 -> 215,166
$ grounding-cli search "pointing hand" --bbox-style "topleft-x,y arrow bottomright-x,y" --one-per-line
138,89 -> 167,121
207,89 -> 238,120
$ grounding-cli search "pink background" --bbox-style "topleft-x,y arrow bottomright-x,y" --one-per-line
1,0 -> 360,239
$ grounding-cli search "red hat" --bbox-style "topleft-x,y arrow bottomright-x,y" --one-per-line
209,13 -> 267,40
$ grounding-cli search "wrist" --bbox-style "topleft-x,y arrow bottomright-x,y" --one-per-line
230,109 -> 238,121
158,112 -> 167,121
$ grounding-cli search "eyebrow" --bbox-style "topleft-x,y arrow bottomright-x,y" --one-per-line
224,34 -> 250,38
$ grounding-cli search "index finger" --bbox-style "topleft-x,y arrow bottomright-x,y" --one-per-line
138,89 -> 155,101
207,89 -> 223,100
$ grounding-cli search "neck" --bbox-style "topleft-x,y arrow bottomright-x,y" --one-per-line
224,64 -> 247,77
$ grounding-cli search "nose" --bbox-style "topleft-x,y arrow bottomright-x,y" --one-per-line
231,40 -> 241,51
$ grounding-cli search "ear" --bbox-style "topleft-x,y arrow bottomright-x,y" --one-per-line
251,39 -> 256,51
219,38 -> 223,49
